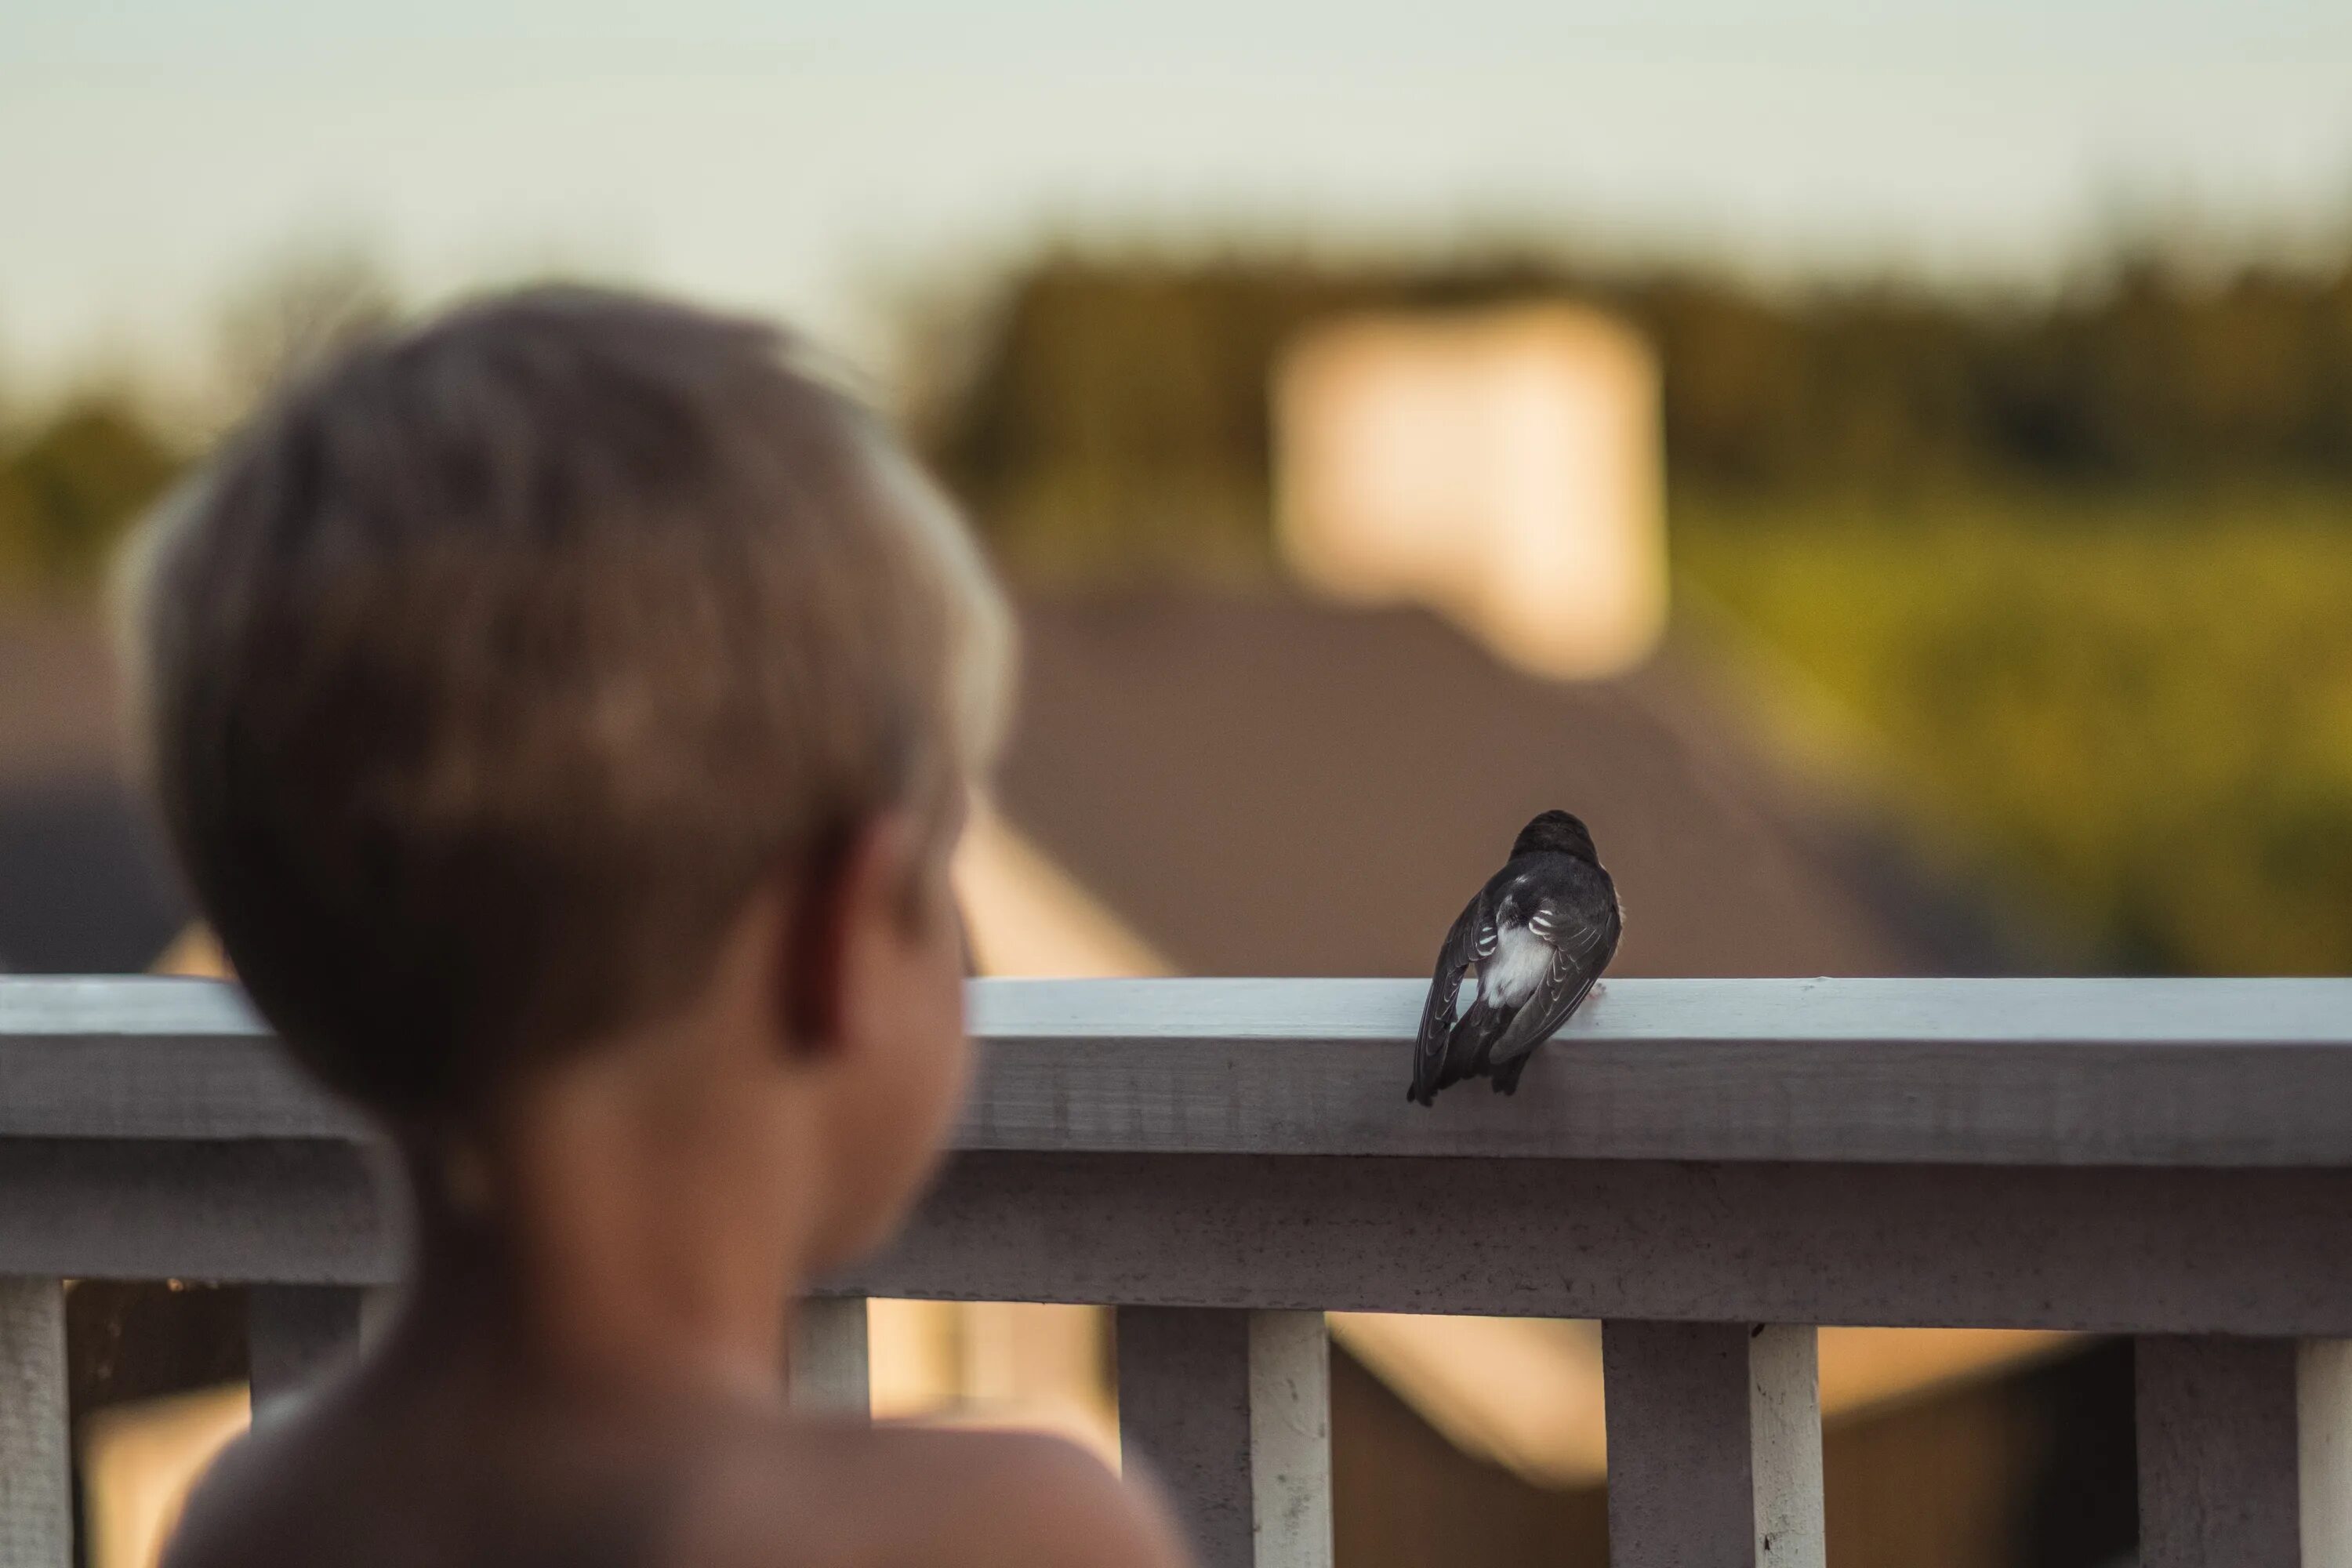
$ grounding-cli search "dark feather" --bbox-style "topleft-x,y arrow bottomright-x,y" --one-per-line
1486,908 -> 1610,1065
1484,916 -> 1610,1094
1407,812 -> 1621,1105
1409,888 -> 1490,1105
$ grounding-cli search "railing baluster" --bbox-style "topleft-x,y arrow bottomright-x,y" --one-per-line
0,1278 -> 71,1568
1748,1323 -> 1827,1568
1247,1311 -> 1333,1568
2306,1341 -> 2352,1568
1116,1307 -> 1333,1568
2137,1334 -> 2352,1567
1119,1308 -> 1251,1567
1602,1320 -> 1825,1568
248,1283 -> 367,1421
789,1295 -> 871,1416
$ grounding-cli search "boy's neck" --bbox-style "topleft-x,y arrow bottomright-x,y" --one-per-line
392,1011 -> 823,1410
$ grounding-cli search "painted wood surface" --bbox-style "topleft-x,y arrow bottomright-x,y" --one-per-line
2137,1336 -> 2305,1566
14,976 -> 2352,1167
2302,1341 -> 2352,1568
13,1141 -> 2352,1336
1748,1326 -> 1827,1568
0,1278 -> 70,1568
2132,1336 -> 2352,1566
1602,1322 -> 1751,1568
0,1138 -> 400,1284
1120,1308 -> 1258,1568
13,976 -> 2352,1567
1117,1308 -> 1333,1568
1602,1322 -> 1824,1568
851,1153 -> 2352,1337
1247,1312 -> 1333,1568
789,1296 -> 872,1417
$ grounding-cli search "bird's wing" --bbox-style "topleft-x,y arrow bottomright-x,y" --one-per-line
1410,887 -> 1497,1104
1484,896 -> 1617,1069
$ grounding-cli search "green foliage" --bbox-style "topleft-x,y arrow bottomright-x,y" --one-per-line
920,252 -> 2352,572
924,261 -> 1356,581
0,399 -> 183,595
1675,488 -> 2352,975
0,245 -> 394,602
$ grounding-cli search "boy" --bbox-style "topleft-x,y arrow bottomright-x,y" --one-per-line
121,288 -> 1190,1568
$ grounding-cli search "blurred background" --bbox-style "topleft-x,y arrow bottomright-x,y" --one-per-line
6,2 -> 2352,1565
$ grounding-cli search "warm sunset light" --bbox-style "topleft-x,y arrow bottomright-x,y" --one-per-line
1275,305 -> 1666,680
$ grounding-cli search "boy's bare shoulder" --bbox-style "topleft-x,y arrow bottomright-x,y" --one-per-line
161,1399 -> 383,1568
163,1391 -> 1190,1568
688,1420 -> 1191,1568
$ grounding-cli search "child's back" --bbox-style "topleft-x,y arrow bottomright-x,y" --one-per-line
172,1351 -> 1157,1568
123,289 -> 1187,1568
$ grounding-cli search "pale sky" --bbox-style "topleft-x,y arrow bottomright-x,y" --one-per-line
5,0 -> 2351,397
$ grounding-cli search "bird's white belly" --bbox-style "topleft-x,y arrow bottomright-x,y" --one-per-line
1481,924 -> 1552,1008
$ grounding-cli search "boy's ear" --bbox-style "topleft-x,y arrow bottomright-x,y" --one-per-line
779,813 -> 919,1053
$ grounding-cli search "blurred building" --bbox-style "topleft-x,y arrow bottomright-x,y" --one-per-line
0,614 -> 184,976
1275,304 -> 1668,681
998,593 -> 2019,983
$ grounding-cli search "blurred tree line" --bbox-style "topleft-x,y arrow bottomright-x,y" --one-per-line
0,400 -> 181,593
0,248 -> 394,601
920,249 -> 2352,576
10,243 -> 2348,596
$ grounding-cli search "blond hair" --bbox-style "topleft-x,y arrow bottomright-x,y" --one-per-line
120,286 -> 1013,1122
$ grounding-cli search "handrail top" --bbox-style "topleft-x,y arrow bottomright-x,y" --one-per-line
13,973 -> 2352,1044
971,975 -> 2352,1047
9,975 -> 2352,1166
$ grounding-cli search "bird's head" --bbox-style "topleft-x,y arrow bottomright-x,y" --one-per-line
1512,809 -> 1599,864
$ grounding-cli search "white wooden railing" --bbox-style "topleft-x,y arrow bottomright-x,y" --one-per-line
9,975 -> 2352,1568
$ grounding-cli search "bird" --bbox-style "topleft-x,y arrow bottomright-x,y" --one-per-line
1407,809 -> 1621,1105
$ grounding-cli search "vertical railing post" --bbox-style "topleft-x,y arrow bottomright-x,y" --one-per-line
248,1284 -> 368,1421
1602,1321 -> 1826,1568
1116,1307 -> 1333,1568
1748,1323 -> 1828,1568
789,1295 -> 872,1417
1248,1311 -> 1333,1568
2305,1341 -> 2352,1568
1120,1308 -> 1252,1568
2296,1335 -> 2352,1568
2138,1335 -> 2352,1568
0,1277 -> 71,1568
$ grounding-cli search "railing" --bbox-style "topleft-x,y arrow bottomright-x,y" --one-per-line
8,975 -> 2352,1568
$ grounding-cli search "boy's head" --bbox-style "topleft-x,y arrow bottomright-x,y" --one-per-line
122,288 -> 1011,1239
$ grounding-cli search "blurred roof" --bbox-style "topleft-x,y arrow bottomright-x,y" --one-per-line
0,615 -> 185,974
0,591 -> 2027,984
0,612 -> 128,789
994,592 -> 2020,981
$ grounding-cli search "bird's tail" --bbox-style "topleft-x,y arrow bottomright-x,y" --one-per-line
1410,1005 -> 1503,1106
1489,1050 -> 1534,1095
